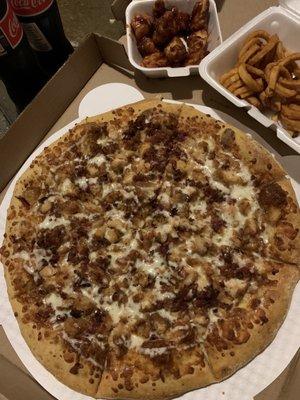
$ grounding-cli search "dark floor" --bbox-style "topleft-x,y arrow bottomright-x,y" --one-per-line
58,0 -> 124,45
0,0 -> 124,134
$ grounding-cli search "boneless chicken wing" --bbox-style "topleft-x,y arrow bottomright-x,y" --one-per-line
164,37 -> 188,66
176,11 -> 190,33
153,0 -> 166,18
141,52 -> 168,68
138,37 -> 158,57
185,30 -> 208,66
191,0 -> 209,31
153,9 -> 179,47
131,14 -> 153,42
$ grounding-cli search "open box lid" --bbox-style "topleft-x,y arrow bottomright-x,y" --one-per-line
0,34 -> 132,192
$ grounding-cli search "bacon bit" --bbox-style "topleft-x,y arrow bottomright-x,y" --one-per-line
211,215 -> 226,233
194,286 -> 219,308
203,185 -> 225,203
220,128 -> 235,149
250,298 -> 261,309
69,362 -> 81,375
258,182 -> 287,209
16,196 -> 30,209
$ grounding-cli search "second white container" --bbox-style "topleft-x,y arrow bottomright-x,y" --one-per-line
199,0 -> 300,153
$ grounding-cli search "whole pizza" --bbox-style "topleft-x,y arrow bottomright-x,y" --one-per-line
1,99 -> 299,399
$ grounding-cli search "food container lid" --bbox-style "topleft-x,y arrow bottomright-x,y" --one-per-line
279,0 -> 300,17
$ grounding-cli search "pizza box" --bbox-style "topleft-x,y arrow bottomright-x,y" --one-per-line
0,0 -> 299,399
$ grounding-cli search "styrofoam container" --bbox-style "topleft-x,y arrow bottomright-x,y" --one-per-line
126,0 -> 222,78
199,0 -> 300,153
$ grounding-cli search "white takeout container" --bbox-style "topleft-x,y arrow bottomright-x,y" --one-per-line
126,0 -> 222,78
199,0 -> 300,153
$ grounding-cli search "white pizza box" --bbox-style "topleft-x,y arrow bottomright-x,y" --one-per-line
199,0 -> 300,153
0,81 -> 300,400
126,0 -> 222,78
0,1 -> 299,397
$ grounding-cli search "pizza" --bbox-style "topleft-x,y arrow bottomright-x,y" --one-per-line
1,99 -> 299,400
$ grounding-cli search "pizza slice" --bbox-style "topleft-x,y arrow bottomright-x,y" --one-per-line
97,318 -> 215,399
203,257 -> 299,380
177,103 -> 286,185
3,248 -> 106,396
257,176 -> 300,264
1,99 -> 186,395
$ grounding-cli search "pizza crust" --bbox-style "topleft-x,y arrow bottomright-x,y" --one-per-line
98,347 -> 215,400
261,177 -> 300,264
84,98 -> 183,125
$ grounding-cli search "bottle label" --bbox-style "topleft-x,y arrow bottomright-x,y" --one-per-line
10,0 -> 54,17
23,22 -> 52,51
0,3 -> 23,49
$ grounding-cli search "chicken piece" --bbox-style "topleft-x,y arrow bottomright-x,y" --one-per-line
131,14 -> 153,42
176,11 -> 190,32
153,0 -> 166,18
185,30 -> 208,66
152,8 -> 179,47
191,0 -> 209,31
164,36 -> 188,66
137,36 -> 158,56
141,52 -> 168,68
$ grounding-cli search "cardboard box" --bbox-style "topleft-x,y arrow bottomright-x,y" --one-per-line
0,0 -> 299,399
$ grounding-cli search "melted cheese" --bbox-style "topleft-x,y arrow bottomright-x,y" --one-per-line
75,177 -> 88,190
102,182 -> 119,197
44,292 -> 64,309
157,308 -> 176,322
180,185 -> 196,196
81,285 -> 101,307
231,184 -> 255,201
141,347 -> 168,357
62,331 -> 80,350
157,192 -> 170,205
190,200 -> 207,215
81,283 -> 143,325
129,334 -> 144,349
61,178 -> 73,195
136,259 -> 156,276
14,250 -> 30,262
39,215 -> 70,230
44,292 -> 69,322
208,308 -> 220,324
89,251 -> 98,262
96,136 -> 109,145
89,154 -> 106,166
196,270 -> 210,291
224,278 -> 247,297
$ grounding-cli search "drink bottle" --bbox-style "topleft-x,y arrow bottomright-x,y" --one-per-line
0,0 -> 47,111
10,0 -> 73,75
